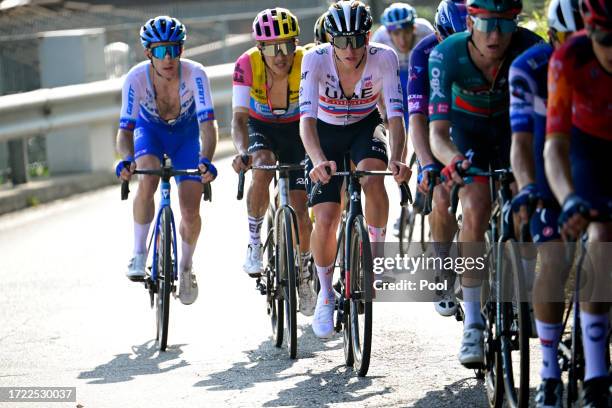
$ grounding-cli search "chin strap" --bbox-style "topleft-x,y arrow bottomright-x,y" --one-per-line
468,36 -> 485,58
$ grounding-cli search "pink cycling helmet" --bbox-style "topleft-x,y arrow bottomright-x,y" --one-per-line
252,8 -> 300,41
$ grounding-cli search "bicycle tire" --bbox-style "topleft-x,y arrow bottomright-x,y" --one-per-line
499,240 -> 530,408
156,206 -> 173,351
399,207 -> 416,257
349,215 -> 373,377
277,208 -> 298,359
266,213 -> 284,348
484,231 -> 504,408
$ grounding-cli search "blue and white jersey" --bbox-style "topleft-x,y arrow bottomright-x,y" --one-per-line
119,59 -> 215,131
509,42 -> 554,201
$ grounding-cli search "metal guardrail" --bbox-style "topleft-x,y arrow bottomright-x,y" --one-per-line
0,62 -> 234,144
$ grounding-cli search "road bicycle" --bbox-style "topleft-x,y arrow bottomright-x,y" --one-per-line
237,161 -> 305,359
121,155 -> 211,351
309,155 -> 410,376
448,165 -> 531,407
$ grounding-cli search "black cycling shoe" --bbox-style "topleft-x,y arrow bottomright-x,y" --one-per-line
534,378 -> 563,408
581,376 -> 611,408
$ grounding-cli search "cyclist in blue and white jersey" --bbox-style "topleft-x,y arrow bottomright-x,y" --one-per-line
300,0 -> 411,338
372,3 -> 434,128
116,16 -> 218,306
406,0 -> 467,317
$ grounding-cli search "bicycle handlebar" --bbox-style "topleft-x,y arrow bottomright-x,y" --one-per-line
237,155 -> 249,200
447,167 -> 513,215
236,157 -> 307,200
120,168 -> 211,201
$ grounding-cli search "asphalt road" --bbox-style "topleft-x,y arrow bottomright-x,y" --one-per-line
0,155 -> 544,408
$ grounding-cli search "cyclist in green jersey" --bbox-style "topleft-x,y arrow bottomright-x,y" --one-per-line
428,0 -> 541,368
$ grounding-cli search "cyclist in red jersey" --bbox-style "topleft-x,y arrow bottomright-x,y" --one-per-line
544,0 -> 612,405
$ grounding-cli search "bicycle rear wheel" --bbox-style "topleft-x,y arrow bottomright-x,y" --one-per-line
499,240 -> 530,408
399,206 -> 416,257
277,208 -> 298,359
349,215 -> 373,377
156,206 -> 173,351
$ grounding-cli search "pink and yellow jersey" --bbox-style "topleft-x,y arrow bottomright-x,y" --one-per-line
232,46 -> 303,124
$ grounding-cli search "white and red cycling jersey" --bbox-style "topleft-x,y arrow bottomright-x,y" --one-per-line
299,42 -> 404,126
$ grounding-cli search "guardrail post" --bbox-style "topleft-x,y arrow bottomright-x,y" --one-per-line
39,28 -> 115,174
8,139 -> 28,185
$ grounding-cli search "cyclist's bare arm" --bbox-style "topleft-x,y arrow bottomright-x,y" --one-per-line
116,128 -> 135,160
430,119 -> 460,165
510,131 -> 536,189
199,119 -> 218,160
409,113 -> 435,165
387,116 -> 407,163
543,133 -> 574,203
231,109 -> 249,155
300,117 -> 327,165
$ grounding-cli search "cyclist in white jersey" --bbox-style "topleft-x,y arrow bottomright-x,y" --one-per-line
300,0 -> 411,338
116,16 -> 218,305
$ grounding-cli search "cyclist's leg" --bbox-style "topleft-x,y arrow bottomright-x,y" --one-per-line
168,121 -> 202,304
243,120 -> 276,275
571,132 -> 612,391
307,120 -> 347,338
128,124 -> 162,278
350,113 -> 389,253
532,205 -> 569,383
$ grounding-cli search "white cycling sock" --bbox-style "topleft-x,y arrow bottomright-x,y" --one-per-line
580,310 -> 609,381
462,285 -> 484,328
180,241 -> 195,272
134,222 -> 151,255
316,263 -> 334,297
367,225 -> 386,260
248,215 -> 264,246
535,320 -> 562,380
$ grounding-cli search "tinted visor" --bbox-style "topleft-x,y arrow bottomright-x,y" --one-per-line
150,44 -> 182,59
259,42 -> 297,57
332,34 -> 367,49
471,17 -> 517,33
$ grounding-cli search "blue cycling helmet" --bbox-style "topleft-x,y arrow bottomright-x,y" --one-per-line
140,16 -> 186,48
434,0 -> 468,39
381,3 -> 417,31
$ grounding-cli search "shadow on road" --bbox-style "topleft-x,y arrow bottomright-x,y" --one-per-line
195,325 -> 389,406
411,377 -> 487,408
77,339 -> 189,384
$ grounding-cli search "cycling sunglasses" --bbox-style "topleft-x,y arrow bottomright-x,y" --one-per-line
591,30 -> 612,47
150,44 -> 182,59
259,41 -> 297,57
471,16 -> 517,33
332,34 -> 367,49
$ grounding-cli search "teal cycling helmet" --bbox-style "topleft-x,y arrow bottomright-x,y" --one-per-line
466,0 -> 522,16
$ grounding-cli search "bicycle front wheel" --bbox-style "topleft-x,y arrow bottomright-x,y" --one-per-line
265,212 -> 283,348
349,215 -> 373,377
156,206 -> 173,351
277,207 -> 298,359
499,240 -> 530,408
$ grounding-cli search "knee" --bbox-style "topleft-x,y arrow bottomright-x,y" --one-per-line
137,177 -> 158,199
462,202 -> 490,234
588,223 -> 612,242
313,211 -> 339,236
361,176 -> 386,196
251,170 -> 273,187
181,207 -> 200,224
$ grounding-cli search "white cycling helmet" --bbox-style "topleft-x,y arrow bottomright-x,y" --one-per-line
547,0 -> 583,32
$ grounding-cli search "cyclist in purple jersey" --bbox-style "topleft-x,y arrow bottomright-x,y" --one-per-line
509,1 -> 585,406
405,0 -> 467,318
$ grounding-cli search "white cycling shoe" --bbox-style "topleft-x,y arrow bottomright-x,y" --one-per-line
178,265 -> 198,305
126,253 -> 147,281
312,292 -> 335,338
458,324 -> 485,368
243,244 -> 263,277
435,292 -> 458,317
